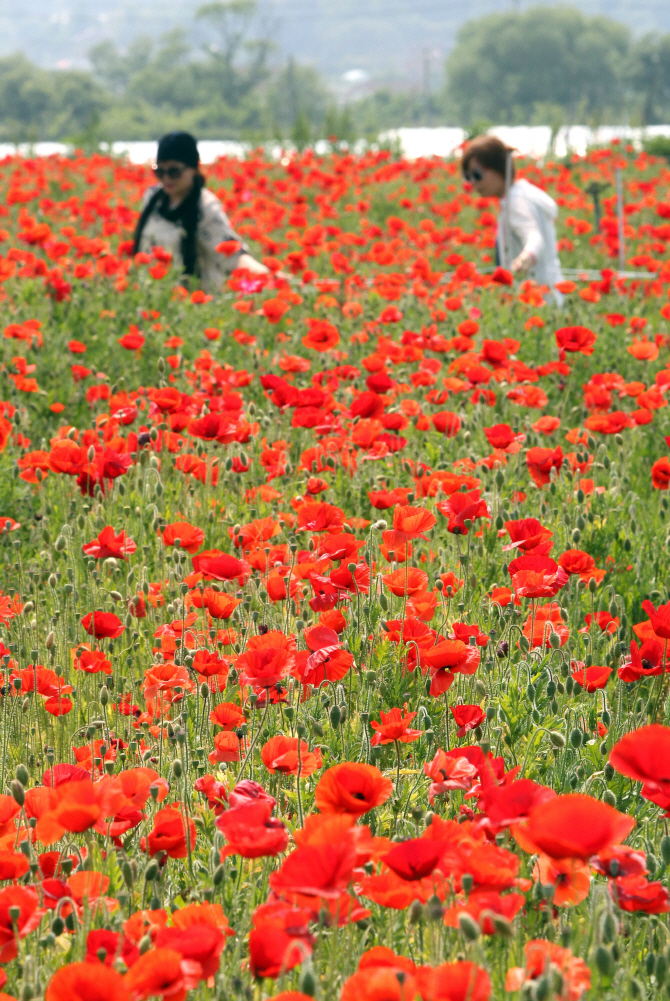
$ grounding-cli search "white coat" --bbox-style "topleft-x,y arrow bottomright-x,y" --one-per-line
499,178 -> 565,304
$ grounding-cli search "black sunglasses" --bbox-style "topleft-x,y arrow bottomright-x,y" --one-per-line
153,165 -> 186,180
464,168 -> 484,183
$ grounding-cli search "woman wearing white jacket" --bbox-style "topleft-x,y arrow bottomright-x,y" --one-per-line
461,134 -> 564,304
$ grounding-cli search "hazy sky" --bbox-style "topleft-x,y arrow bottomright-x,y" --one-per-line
2,0 -> 669,84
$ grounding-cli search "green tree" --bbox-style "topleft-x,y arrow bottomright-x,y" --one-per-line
627,34 -> 670,125
445,6 -> 630,125
265,59 -> 329,138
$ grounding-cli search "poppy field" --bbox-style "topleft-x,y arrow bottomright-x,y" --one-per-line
2,143 -> 670,1001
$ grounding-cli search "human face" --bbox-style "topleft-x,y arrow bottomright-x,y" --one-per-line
463,158 -> 506,198
153,160 -> 197,204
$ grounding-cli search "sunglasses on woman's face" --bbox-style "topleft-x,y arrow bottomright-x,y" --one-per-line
465,168 -> 484,183
153,165 -> 185,180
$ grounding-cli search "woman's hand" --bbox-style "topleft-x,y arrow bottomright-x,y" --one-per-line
237,253 -> 269,275
510,249 -> 536,274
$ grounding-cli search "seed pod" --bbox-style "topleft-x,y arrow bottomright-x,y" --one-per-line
10,780 -> 24,806
655,954 -> 667,986
595,945 -> 614,978
298,969 -> 316,997
660,835 -> 670,865
425,894 -> 444,922
458,912 -> 480,941
144,861 -> 159,882
122,861 -> 134,889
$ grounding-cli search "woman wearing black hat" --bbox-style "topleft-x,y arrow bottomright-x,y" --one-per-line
133,131 -> 268,292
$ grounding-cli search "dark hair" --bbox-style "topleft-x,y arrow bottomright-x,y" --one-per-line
132,132 -> 204,276
462,135 -> 516,180
156,131 -> 199,168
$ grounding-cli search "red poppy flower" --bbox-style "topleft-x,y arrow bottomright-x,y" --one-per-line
505,940 -> 590,998
147,806 -> 196,859
81,611 -> 125,639
371,706 -> 422,745
609,724 -> 670,809
555,325 -> 596,356
641,599 -> 670,639
415,961 -> 491,1001
526,446 -> 563,486
450,704 -> 485,737
571,665 -> 611,692
162,521 -> 204,554
261,735 -> 322,777
0,885 -> 43,962
123,947 -> 193,1000
508,555 -> 569,599
383,838 -> 446,881
45,962 -> 129,1001
217,800 -> 288,859
610,874 -> 670,914
437,490 -> 489,535
652,457 -> 670,490
82,526 -> 136,560
503,518 -> 553,554
516,793 -> 635,860
314,763 -> 393,816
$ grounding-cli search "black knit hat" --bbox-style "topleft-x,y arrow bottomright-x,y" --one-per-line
156,131 -> 199,168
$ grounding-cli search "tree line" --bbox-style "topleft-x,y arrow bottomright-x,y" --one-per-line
1,4 -> 670,146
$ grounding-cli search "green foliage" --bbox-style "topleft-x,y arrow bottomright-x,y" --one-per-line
446,6 -> 631,125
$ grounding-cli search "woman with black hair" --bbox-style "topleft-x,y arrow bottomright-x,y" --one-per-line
133,131 -> 268,292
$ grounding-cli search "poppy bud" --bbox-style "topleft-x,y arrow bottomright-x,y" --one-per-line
10,780 -> 24,806
122,861 -> 134,889
458,912 -> 480,941
139,933 -> 153,954
329,705 -> 341,727
425,894 -> 444,921
461,873 -> 473,893
603,789 -> 617,807
51,916 -> 64,936
549,731 -> 565,748
408,900 -> 424,925
569,727 -> 582,748
144,860 -> 159,882
495,470 -> 505,487
656,955 -> 667,987
660,835 -> 670,865
518,636 -> 530,653
299,969 -> 316,997
172,759 -> 183,779
595,945 -> 615,978
213,863 -> 225,886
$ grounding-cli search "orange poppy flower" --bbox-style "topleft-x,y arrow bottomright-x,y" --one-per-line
314,763 -> 393,816
261,735 -> 322,777
513,793 -> 635,861
123,947 -> 193,1001
162,521 -> 204,553
45,962 -> 129,1001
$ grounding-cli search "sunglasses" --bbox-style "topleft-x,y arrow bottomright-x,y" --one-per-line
464,168 -> 484,183
153,165 -> 186,180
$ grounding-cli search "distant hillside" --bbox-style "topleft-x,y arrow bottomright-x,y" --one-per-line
4,0 -> 670,86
